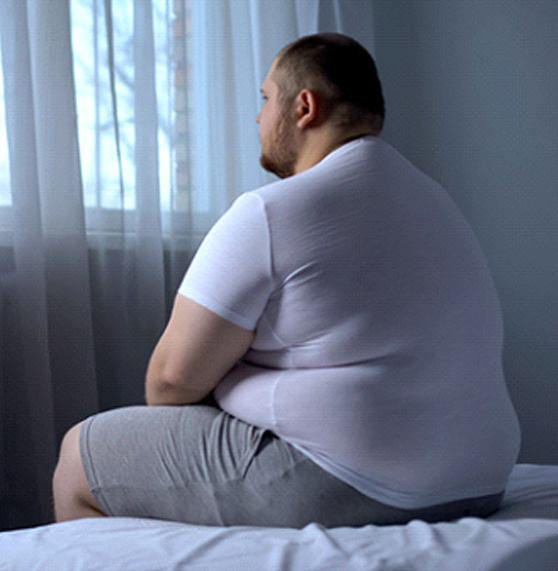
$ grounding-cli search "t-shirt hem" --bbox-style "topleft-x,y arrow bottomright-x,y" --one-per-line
288,442 -> 508,510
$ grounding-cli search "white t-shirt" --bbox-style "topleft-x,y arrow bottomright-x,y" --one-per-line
179,136 -> 521,509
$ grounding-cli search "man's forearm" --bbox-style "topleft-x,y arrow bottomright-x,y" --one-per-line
143,295 -> 254,406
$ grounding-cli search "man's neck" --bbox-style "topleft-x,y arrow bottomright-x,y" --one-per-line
293,126 -> 378,175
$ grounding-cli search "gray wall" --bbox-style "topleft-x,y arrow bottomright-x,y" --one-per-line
371,1 -> 558,463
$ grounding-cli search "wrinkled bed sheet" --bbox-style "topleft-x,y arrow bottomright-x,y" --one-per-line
1,464 -> 557,570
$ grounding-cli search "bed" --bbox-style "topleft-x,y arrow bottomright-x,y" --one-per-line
1,463 -> 557,570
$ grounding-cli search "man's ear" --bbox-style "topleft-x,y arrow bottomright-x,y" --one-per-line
295,89 -> 321,128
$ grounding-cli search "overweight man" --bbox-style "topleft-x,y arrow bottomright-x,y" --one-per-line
53,33 -> 521,528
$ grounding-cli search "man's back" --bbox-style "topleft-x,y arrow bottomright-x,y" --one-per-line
192,136 -> 522,508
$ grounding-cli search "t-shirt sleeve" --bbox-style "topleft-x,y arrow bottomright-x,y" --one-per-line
178,192 -> 273,330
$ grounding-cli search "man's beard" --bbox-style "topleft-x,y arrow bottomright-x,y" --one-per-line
259,121 -> 297,179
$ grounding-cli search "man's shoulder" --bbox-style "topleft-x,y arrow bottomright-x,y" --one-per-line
241,137 -> 399,211
251,150 -> 353,203
242,173 -> 312,212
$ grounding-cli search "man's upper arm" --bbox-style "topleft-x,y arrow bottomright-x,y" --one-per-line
145,294 -> 255,405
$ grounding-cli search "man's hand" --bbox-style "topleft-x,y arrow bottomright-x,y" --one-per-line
145,295 -> 254,406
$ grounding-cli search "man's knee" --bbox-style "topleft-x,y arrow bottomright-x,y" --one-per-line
55,422 -> 84,476
53,420 -> 104,521
53,421 -> 85,499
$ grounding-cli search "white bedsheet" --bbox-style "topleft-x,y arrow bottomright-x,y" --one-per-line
1,464 -> 557,570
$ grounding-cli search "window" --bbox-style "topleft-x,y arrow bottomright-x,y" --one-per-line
69,0 -> 212,237
71,0 -> 174,212
0,0 -> 253,240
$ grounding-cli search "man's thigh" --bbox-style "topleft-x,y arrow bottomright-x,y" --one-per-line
81,404 -> 366,528
80,404 -> 267,525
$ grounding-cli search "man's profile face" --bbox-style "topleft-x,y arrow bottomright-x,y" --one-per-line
257,62 -> 298,179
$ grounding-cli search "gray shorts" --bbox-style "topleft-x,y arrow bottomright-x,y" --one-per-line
80,405 -> 503,528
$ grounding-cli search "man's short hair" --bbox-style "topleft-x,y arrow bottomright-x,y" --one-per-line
273,33 -> 385,132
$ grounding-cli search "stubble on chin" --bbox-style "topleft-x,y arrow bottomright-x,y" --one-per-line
259,152 -> 295,179
259,135 -> 297,180
259,114 -> 297,179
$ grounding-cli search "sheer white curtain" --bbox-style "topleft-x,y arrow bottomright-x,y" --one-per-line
0,0 -> 374,529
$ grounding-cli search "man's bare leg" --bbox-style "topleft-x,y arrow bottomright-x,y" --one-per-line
53,421 -> 106,522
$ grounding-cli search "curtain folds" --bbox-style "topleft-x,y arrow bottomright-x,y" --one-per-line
0,0 -> 98,527
0,0 -> 374,530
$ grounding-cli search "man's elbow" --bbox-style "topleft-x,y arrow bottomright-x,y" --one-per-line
145,379 -> 209,406
145,369 -> 210,406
